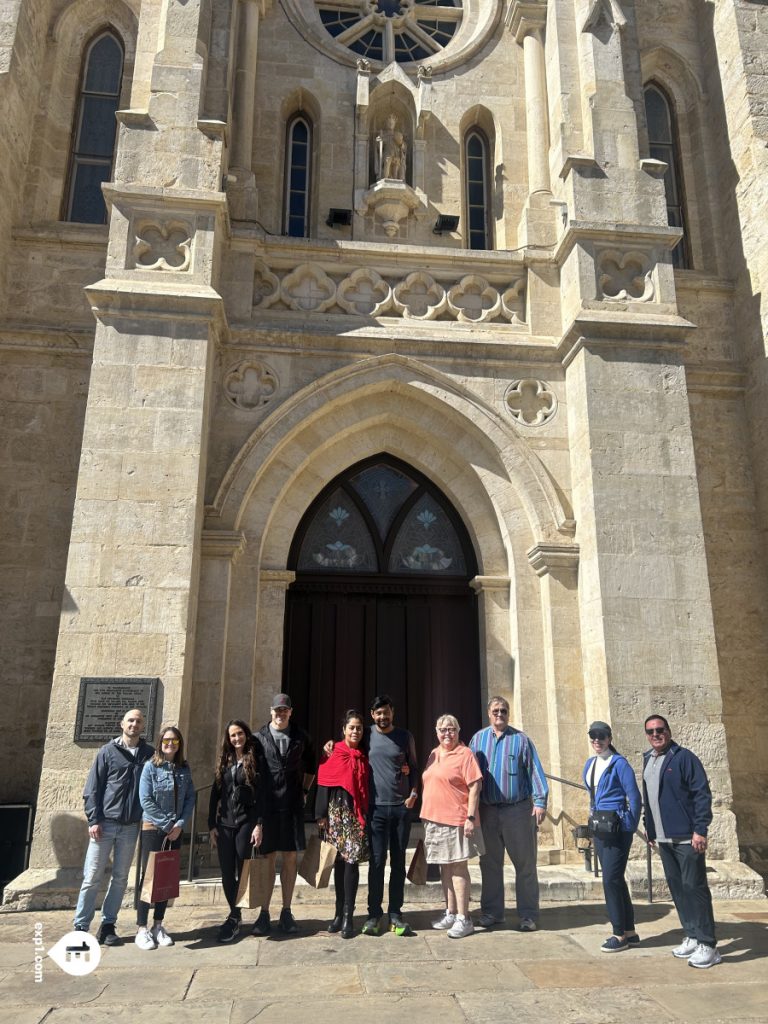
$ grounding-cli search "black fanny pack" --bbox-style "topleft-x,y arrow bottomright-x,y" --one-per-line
589,809 -> 621,835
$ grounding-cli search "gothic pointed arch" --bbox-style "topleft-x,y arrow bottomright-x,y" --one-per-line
211,353 -> 572,549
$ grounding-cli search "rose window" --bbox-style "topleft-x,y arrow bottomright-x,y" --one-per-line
317,0 -> 463,64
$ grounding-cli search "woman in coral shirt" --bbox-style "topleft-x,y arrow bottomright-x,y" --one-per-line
421,714 -> 483,939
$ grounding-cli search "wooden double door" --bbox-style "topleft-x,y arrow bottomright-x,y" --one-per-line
283,578 -> 482,772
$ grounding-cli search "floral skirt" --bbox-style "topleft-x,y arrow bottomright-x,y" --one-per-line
326,800 -> 369,865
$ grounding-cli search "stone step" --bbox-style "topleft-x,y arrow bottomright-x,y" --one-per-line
4,859 -> 764,912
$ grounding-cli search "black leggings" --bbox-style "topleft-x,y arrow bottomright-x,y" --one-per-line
333,854 -> 360,912
216,822 -> 256,917
137,827 -> 182,928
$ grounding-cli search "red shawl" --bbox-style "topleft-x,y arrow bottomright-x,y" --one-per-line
317,741 -> 369,827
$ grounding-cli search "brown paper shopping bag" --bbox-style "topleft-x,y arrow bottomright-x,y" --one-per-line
298,833 -> 336,888
140,843 -> 181,904
236,849 -> 273,909
406,838 -> 427,885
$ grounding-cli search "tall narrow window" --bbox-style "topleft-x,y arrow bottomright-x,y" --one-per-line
644,84 -> 689,269
284,114 -> 312,237
65,31 -> 124,224
465,129 -> 490,250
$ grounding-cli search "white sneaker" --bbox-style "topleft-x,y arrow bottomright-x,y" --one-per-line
432,911 -> 456,930
151,923 -> 174,947
520,918 -> 537,932
447,915 -> 474,939
671,936 -> 698,959
134,928 -> 156,950
688,943 -> 722,969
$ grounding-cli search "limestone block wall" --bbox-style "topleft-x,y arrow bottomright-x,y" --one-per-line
687,383 -> 768,854
0,340 -> 90,802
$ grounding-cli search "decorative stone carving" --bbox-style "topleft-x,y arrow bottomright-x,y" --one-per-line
375,113 -> 408,183
337,268 -> 391,316
501,278 -> 527,324
252,262 -> 280,308
505,379 -> 557,426
133,220 -> 192,271
597,250 -> 655,302
224,360 -> 278,411
583,0 -> 627,32
359,180 -> 423,238
281,263 -> 337,312
446,275 -> 501,323
392,272 -> 446,320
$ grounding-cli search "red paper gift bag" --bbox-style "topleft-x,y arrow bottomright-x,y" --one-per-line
140,846 -> 181,904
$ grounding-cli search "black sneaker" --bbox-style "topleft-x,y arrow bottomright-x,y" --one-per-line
217,916 -> 241,943
279,908 -> 298,934
389,914 -> 413,936
361,916 -> 383,936
96,923 -> 122,946
251,909 -> 271,936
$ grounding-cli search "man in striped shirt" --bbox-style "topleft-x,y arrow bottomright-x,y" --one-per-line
469,696 -> 548,931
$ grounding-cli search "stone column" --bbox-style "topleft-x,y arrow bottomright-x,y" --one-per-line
527,542 -> 587,855
507,1 -> 556,246
227,0 -> 266,221
188,530 -> 247,777
18,0 -> 230,893
470,575 -> 514,704
565,340 -> 739,860
250,570 -> 296,722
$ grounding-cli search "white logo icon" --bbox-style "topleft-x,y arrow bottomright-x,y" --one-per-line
48,931 -> 102,976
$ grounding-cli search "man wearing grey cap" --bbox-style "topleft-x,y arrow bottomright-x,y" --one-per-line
254,694 -> 316,935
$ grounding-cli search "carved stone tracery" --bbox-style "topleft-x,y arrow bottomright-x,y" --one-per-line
224,360 -> 279,411
133,220 -> 193,271
597,249 -> 655,302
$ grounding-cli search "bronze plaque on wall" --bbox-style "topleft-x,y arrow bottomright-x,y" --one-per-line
75,677 -> 160,743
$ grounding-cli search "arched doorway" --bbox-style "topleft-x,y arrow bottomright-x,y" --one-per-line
283,455 -> 482,765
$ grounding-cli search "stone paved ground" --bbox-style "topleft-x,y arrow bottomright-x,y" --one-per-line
1,899 -> 766,1024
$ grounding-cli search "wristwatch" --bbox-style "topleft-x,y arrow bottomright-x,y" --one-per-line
466,815 -> 476,823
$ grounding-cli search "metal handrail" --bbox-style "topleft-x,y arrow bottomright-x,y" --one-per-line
543,770 -> 658,902
186,784 -> 213,883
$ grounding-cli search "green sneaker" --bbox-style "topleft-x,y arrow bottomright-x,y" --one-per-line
389,915 -> 413,936
361,916 -> 382,936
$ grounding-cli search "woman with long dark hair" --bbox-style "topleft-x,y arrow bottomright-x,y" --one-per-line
208,720 -> 267,942
315,709 -> 370,939
582,720 -> 642,952
136,724 -> 195,949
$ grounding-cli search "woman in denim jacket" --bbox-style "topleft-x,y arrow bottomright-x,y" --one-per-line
136,725 -> 196,949
582,720 -> 642,953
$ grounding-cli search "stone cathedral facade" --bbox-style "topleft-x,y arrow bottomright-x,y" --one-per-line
1,0 -> 767,898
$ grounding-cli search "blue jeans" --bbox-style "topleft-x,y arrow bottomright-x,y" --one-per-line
594,829 -> 635,935
74,821 -> 140,930
367,803 -> 411,918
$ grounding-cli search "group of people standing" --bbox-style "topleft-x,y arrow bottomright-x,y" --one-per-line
72,696 -> 722,970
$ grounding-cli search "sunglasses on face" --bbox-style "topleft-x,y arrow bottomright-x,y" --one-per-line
490,709 -> 509,716
645,727 -> 667,736
162,738 -> 180,746
588,730 -> 609,741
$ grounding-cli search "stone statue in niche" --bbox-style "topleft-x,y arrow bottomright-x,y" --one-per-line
375,113 -> 407,182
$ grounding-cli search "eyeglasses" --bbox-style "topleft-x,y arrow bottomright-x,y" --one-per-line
588,730 -> 609,741
162,738 -> 180,746
437,727 -> 457,734
645,727 -> 667,736
490,709 -> 509,716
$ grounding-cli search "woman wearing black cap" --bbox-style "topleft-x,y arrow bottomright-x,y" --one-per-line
582,720 -> 642,952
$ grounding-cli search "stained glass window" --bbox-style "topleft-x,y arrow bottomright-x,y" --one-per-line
296,487 -> 377,571
65,32 -> 124,224
292,457 -> 474,577
388,494 -> 466,574
315,2 -> 462,65
465,129 -> 490,250
644,84 -> 689,269
349,463 -> 417,540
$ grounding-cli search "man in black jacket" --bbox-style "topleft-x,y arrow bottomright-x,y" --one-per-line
254,694 -> 316,935
73,708 -> 154,945
642,714 -> 720,969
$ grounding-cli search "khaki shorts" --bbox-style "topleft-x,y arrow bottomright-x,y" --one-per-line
423,820 -> 485,864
